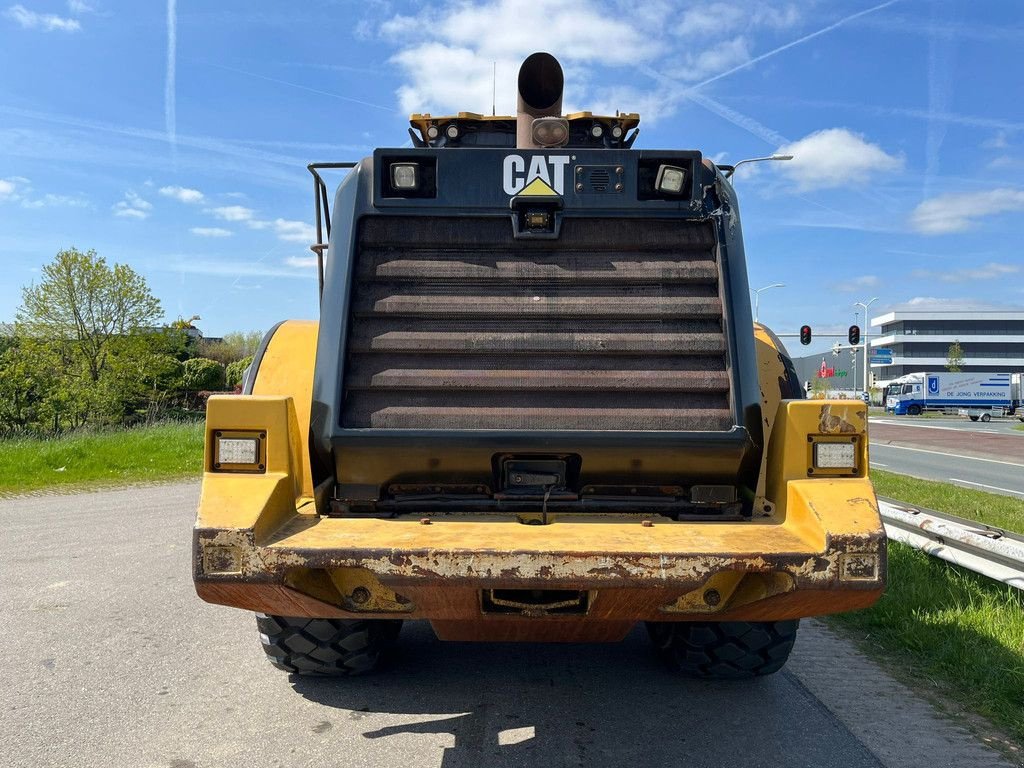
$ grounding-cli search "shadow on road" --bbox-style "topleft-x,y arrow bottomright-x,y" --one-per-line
291,622 -> 879,768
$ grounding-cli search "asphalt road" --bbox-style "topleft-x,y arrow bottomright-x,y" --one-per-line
870,444 -> 1024,498
872,417 -> 1024,436
869,417 -> 1024,499
2,483 -> 1016,768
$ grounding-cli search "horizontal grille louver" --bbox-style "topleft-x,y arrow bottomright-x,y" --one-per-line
341,217 -> 733,431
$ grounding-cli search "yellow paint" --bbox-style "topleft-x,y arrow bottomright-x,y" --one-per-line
249,320 -> 318,497
517,177 -> 558,196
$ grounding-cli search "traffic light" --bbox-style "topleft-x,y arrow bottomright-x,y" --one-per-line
848,325 -> 861,345
800,325 -> 812,345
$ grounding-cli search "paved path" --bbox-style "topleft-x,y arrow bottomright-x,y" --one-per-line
2,484 -> 1018,768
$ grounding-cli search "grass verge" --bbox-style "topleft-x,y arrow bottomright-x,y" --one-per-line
0,421 -> 204,495
830,543 -> 1024,745
828,469 -> 1024,748
871,468 -> 1024,534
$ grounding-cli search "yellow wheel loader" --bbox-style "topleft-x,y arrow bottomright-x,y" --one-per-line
194,53 -> 884,679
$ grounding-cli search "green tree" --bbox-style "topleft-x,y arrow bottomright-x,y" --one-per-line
946,340 -> 964,372
202,330 -> 263,366
12,248 -> 168,431
225,354 -> 254,390
182,357 -> 226,392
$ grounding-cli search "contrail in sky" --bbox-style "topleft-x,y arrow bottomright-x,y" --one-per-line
165,0 -> 177,153
689,0 -> 901,91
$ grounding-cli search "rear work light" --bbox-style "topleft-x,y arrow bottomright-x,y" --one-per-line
655,164 -> 687,195
212,430 -> 265,473
808,436 -> 860,476
390,163 -> 420,191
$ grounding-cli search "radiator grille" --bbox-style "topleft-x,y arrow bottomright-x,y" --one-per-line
341,217 -> 732,431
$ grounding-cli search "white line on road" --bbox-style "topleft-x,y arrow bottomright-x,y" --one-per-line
870,462 -> 888,467
949,478 -> 1024,498
870,419 -> 1010,434
870,442 -> 1024,468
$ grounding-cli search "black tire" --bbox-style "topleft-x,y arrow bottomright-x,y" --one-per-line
980,413 -> 991,423
970,416 -> 979,422
646,620 -> 799,679
256,614 -> 402,676
907,405 -> 922,416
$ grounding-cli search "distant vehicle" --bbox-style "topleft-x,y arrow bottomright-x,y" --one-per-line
884,372 -> 1020,417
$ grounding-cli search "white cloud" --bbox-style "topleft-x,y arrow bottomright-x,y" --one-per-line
67,0 -> 93,13
190,227 -> 231,237
776,128 -> 903,192
5,4 -> 81,31
677,3 -> 800,35
910,262 -> 1020,283
982,131 -> 1009,150
159,185 -> 204,204
381,0 -> 660,115
0,176 -> 89,208
834,274 -> 880,293
889,296 -> 1012,312
112,190 -> 151,219
209,205 -> 255,222
910,188 -> 1024,235
21,192 -> 89,209
272,218 -> 314,243
676,37 -> 751,83
285,255 -> 317,268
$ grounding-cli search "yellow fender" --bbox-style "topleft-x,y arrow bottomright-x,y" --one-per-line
246,320 -> 319,498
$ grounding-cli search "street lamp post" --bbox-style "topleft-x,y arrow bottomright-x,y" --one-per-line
727,154 -> 795,178
752,282 -> 785,324
854,297 -> 879,398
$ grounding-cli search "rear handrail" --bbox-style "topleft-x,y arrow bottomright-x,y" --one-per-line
307,162 -> 357,300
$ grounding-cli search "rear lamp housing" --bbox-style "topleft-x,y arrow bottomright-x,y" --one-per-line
212,430 -> 265,473
390,162 -> 420,191
655,164 -> 687,195
531,117 -> 569,147
808,436 -> 860,476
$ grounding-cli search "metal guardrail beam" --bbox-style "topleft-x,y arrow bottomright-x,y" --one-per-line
878,498 -> 1024,590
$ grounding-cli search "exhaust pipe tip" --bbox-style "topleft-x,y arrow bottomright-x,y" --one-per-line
517,52 -> 564,148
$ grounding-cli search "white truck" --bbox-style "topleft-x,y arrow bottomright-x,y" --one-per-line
884,372 -> 1021,419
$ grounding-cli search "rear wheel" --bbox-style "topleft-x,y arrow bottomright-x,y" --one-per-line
256,614 -> 402,676
646,620 -> 799,679
980,413 -> 991,423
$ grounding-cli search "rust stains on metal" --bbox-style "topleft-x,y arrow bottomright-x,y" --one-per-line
818,404 -> 859,434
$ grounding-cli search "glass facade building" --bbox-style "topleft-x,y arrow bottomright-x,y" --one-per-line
868,310 -> 1024,381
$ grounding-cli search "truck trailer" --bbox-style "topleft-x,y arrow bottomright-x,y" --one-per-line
884,371 -> 1019,417
192,53 -> 885,679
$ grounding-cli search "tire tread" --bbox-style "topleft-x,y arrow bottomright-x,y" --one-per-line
255,613 -> 402,676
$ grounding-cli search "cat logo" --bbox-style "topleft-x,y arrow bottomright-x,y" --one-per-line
502,154 -> 570,196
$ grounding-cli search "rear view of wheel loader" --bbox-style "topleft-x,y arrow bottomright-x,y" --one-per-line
193,53 -> 885,679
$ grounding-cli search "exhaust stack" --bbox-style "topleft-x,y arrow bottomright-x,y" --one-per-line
516,52 -> 564,149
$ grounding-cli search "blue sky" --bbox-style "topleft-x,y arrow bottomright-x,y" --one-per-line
1,0 -> 1022,351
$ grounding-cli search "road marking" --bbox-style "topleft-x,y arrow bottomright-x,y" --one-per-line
869,462 -> 887,467
869,442 -> 1024,468
870,419 -> 1007,434
949,478 -> 1024,498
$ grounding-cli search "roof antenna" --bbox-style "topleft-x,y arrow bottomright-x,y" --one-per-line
492,61 -> 496,116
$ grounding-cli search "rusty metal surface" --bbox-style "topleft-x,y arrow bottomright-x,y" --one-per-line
341,216 -> 732,431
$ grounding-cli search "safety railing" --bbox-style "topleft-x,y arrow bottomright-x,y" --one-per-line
878,498 -> 1024,591
307,162 -> 357,299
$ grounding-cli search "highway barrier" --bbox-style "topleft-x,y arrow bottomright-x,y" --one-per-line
879,498 -> 1024,591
